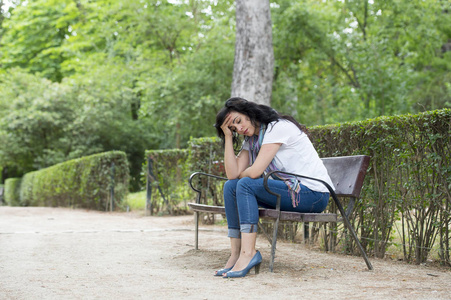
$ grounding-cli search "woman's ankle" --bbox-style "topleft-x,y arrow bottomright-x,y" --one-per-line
239,249 -> 256,259
225,254 -> 239,268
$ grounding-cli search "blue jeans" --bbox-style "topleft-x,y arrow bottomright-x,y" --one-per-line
223,177 -> 329,238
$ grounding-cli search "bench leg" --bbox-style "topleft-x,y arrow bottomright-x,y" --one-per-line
269,214 -> 281,272
330,194 -> 373,270
304,222 -> 310,244
195,211 -> 199,250
258,221 -> 272,244
341,211 -> 373,270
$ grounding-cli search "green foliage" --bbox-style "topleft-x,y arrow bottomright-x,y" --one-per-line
187,136 -> 226,211
0,1 -> 236,191
271,0 -> 451,124
18,151 -> 129,210
0,68 -> 156,191
124,190 -> 146,211
309,109 -> 451,264
145,148 -> 190,214
142,137 -> 227,215
1,0 -> 450,194
138,3 -> 236,149
187,136 -> 225,175
1,0 -> 79,82
0,69 -> 101,173
4,177 -> 21,206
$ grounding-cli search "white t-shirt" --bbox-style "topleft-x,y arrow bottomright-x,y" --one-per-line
242,120 -> 334,193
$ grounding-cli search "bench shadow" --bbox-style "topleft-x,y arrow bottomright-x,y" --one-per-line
172,247 -> 308,275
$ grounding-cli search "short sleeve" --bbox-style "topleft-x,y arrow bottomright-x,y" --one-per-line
262,120 -> 295,145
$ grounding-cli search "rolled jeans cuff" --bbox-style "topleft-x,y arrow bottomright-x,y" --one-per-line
228,228 -> 241,239
240,224 -> 258,234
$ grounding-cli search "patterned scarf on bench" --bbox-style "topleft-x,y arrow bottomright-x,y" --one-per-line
248,123 -> 301,208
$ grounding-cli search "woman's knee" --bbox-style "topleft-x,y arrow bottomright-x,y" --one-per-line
224,179 -> 239,194
225,177 -> 254,194
235,177 -> 255,190
236,177 -> 264,197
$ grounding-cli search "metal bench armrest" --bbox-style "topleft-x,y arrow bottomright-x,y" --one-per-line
189,172 -> 227,204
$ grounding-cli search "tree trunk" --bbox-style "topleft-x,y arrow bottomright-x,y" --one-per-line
231,0 -> 274,106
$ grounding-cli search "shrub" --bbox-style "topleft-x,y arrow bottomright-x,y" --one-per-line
309,109 -> 451,264
19,151 -> 129,210
187,136 -> 227,209
4,178 -> 22,206
144,149 -> 190,215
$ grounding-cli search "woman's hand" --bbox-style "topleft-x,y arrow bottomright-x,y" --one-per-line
220,113 -> 234,138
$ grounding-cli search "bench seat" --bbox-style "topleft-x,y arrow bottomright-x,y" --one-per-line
188,203 -> 338,223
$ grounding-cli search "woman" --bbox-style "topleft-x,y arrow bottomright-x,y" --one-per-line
214,97 -> 334,278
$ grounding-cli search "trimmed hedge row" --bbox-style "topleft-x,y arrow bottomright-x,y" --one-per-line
145,149 -> 189,214
144,137 -> 228,215
309,109 -> 451,264
4,178 -> 22,206
187,137 -> 226,216
187,136 -> 224,175
6,151 -> 129,210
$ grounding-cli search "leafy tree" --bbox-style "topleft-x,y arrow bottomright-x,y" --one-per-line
270,0 -> 451,125
1,0 -> 450,190
141,6 -> 236,149
1,0 -> 80,82
0,69 -> 100,173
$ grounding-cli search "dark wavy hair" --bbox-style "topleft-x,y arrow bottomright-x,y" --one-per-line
214,97 -> 307,149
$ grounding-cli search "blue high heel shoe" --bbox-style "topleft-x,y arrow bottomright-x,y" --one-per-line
214,266 -> 233,277
223,251 -> 262,278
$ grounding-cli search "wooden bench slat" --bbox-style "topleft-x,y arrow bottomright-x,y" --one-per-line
259,209 -> 337,222
188,203 -> 225,214
187,203 -> 337,223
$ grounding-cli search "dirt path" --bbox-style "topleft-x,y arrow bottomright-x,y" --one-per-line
0,207 -> 449,299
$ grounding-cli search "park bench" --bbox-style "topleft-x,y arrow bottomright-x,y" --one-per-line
188,155 -> 373,272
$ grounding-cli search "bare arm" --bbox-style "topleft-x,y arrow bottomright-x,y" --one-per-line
239,143 -> 281,179
221,114 -> 250,179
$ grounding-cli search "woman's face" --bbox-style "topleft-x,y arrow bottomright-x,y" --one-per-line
227,111 -> 258,137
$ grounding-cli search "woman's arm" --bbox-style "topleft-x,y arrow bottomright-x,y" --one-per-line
239,143 -> 281,179
221,114 -> 250,179
223,136 -> 249,179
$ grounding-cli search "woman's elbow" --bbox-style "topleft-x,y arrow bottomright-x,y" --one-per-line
226,171 -> 240,180
247,170 -> 263,179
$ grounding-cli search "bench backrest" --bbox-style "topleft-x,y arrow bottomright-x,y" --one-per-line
321,155 -> 370,198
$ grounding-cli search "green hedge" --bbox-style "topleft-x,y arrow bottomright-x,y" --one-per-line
187,136 -> 225,175
187,136 -> 227,209
144,138 -> 227,215
309,109 -> 451,264
17,151 -> 129,210
4,178 -> 22,206
145,149 -> 190,214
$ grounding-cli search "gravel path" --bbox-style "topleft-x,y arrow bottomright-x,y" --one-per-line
0,207 -> 450,299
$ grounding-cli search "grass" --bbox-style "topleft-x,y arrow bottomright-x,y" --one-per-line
123,189 -> 194,215
124,190 -> 146,211
384,217 -> 445,263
